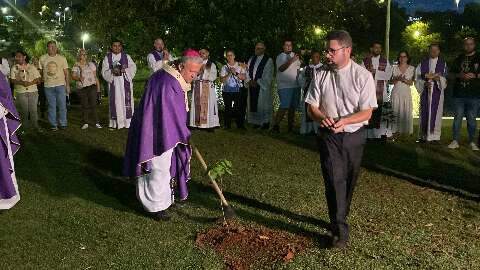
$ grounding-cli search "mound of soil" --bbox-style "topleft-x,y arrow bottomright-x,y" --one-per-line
196,221 -> 312,270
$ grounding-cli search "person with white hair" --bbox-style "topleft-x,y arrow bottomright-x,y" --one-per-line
124,49 -> 203,221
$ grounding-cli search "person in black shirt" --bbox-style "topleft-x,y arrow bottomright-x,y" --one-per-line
448,37 -> 480,151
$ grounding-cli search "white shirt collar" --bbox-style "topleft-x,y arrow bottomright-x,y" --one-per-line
338,60 -> 352,72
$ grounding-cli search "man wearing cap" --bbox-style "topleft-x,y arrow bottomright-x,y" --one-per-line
124,49 -> 203,221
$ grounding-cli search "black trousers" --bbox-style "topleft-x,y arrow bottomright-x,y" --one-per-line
238,87 -> 248,125
222,91 -> 244,128
317,127 -> 366,241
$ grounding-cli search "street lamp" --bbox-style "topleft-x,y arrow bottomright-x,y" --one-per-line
64,7 -> 70,22
55,11 -> 61,24
455,0 -> 461,10
81,33 -> 90,49
1,7 -> 9,14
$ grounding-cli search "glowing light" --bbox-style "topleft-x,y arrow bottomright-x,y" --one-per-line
64,7 -> 70,12
81,33 -> 90,49
55,11 -> 61,17
1,7 -> 9,14
314,27 -> 322,35
413,30 -> 421,38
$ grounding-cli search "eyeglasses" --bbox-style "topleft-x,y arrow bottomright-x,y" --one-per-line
324,46 -> 347,55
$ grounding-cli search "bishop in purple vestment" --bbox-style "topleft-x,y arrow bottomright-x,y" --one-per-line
0,72 -> 21,210
124,49 -> 203,221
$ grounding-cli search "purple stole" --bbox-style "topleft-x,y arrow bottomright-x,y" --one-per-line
248,55 -> 269,112
107,52 -> 133,120
419,58 -> 446,134
364,55 -> 388,129
151,50 -> 164,62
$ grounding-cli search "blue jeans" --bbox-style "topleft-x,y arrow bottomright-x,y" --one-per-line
278,87 -> 301,109
45,85 -> 67,128
452,98 -> 480,142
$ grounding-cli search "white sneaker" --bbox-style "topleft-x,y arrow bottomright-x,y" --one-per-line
81,124 -> 89,130
470,142 -> 479,151
95,123 -> 102,129
448,140 -> 459,149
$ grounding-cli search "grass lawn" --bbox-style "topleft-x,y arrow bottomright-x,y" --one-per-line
1,81 -> 479,269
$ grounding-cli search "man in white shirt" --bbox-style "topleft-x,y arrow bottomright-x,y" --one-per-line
305,30 -> 377,249
272,39 -> 301,133
147,38 -> 174,74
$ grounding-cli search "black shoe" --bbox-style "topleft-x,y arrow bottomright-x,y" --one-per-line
152,210 -> 171,221
261,123 -> 270,130
331,237 -> 348,249
59,126 -> 67,130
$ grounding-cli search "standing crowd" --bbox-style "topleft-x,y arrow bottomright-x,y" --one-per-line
1,30 -> 479,249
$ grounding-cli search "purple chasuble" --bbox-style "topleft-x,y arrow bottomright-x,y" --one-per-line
107,52 -> 133,120
0,73 -> 21,199
419,58 -> 446,134
123,70 -> 192,200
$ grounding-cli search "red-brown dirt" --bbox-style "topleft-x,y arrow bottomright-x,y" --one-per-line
196,221 -> 313,270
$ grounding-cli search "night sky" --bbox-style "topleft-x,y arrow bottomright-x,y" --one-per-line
395,0 -> 480,14
5,0 -> 480,14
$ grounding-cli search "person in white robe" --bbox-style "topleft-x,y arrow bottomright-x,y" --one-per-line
101,40 -> 137,129
390,51 -> 415,136
297,50 -> 322,134
246,42 -> 274,129
415,44 -> 448,142
188,48 -> 220,130
361,42 -> 393,139
146,38 -> 174,74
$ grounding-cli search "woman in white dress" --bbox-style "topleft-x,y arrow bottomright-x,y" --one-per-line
390,51 -> 415,136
